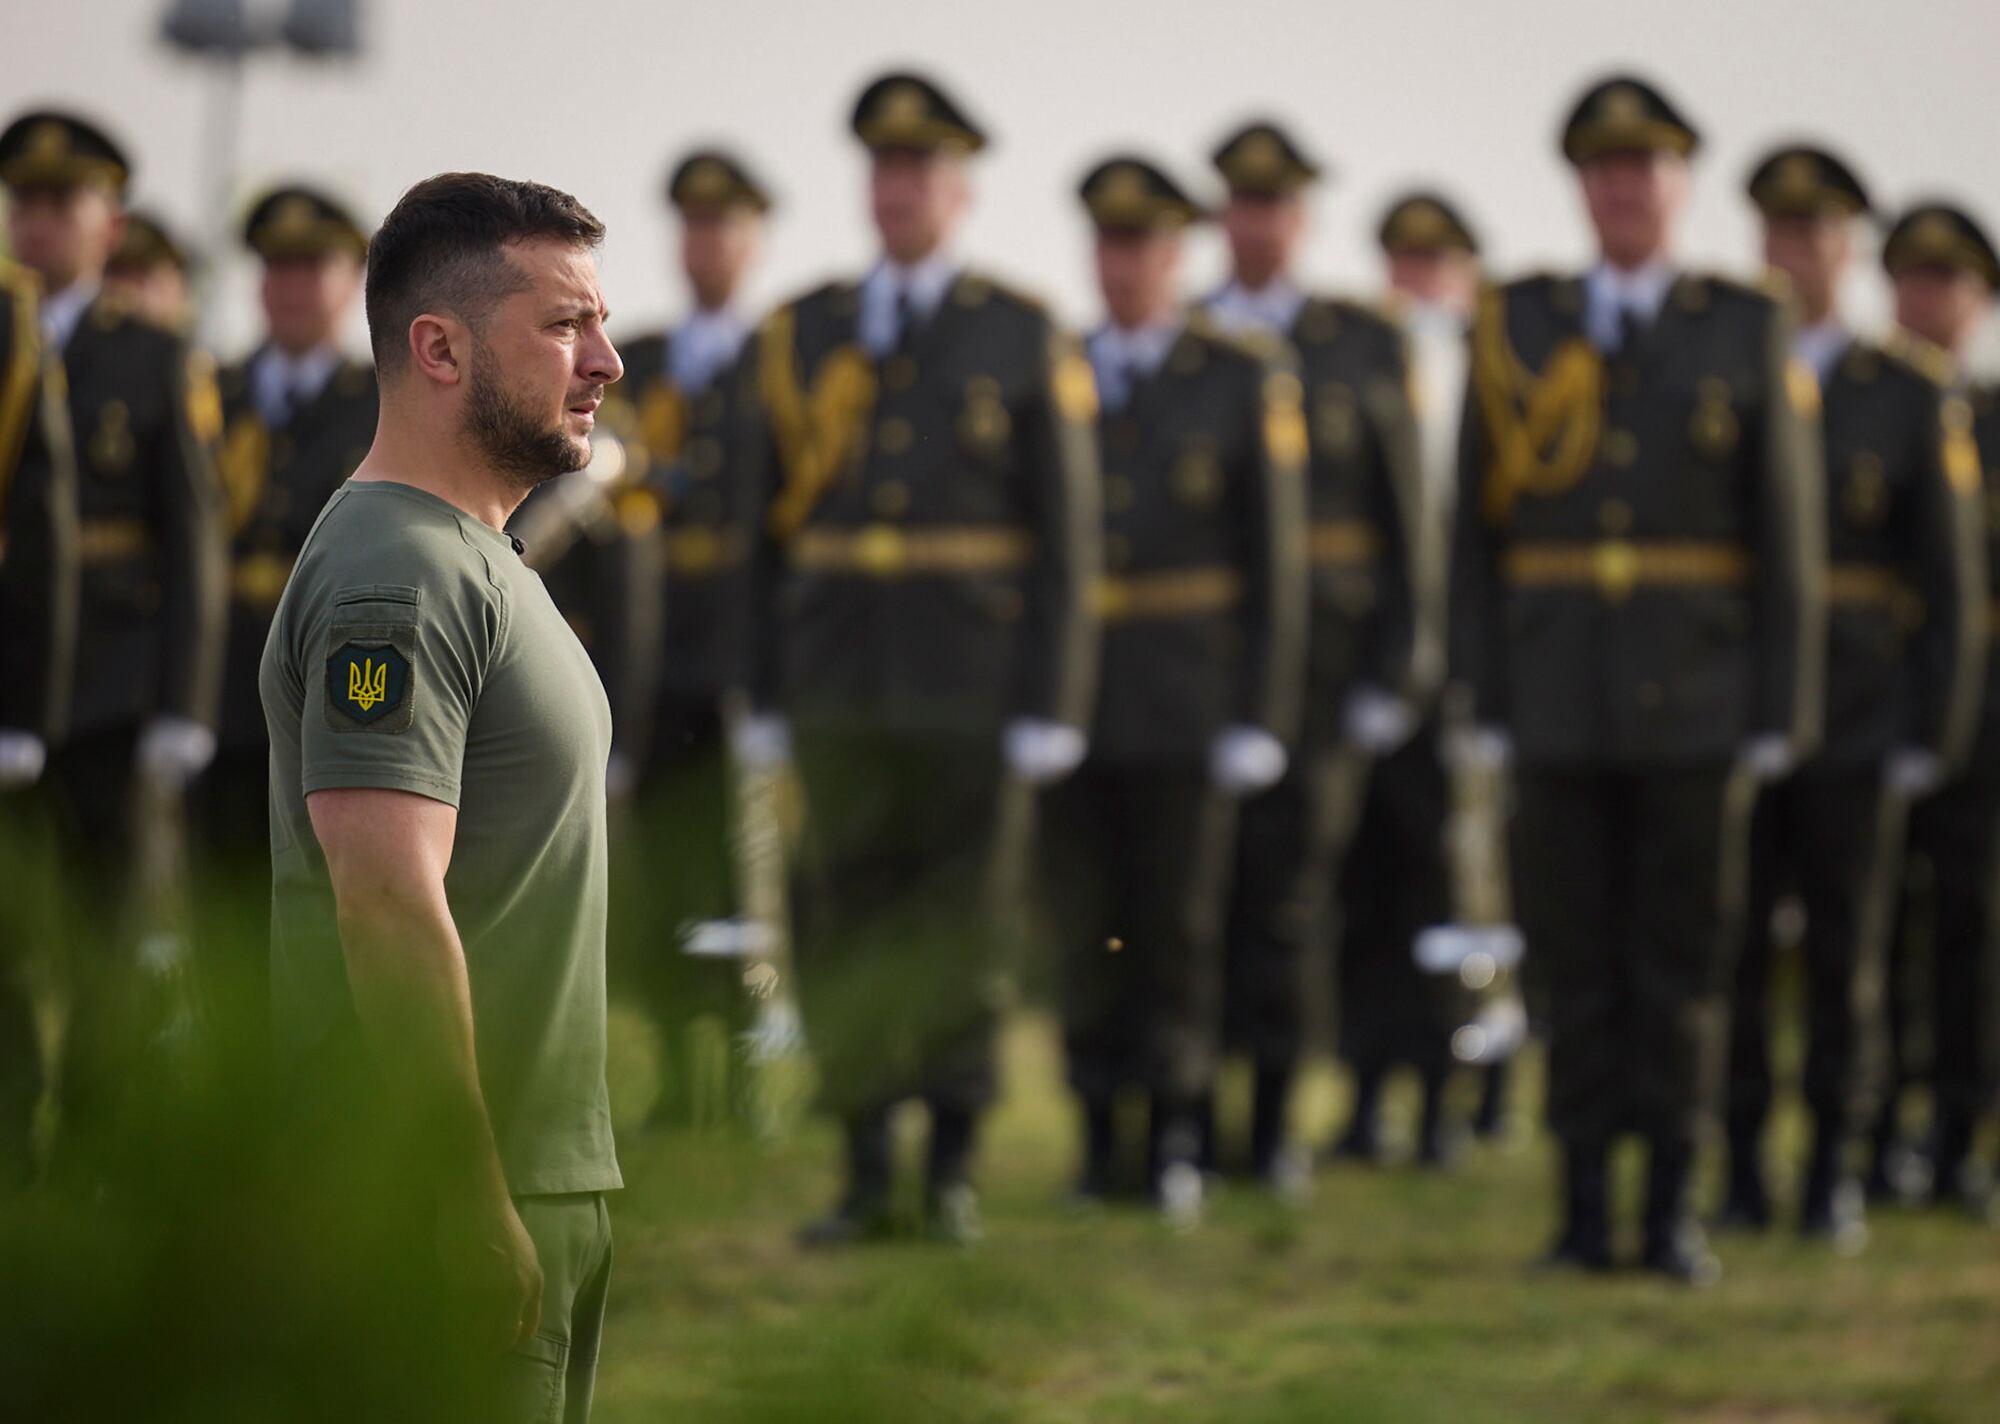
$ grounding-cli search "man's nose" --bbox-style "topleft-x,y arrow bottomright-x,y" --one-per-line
582,328 -> 623,385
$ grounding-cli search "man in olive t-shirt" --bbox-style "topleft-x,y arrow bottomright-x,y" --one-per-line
260,173 -> 624,1423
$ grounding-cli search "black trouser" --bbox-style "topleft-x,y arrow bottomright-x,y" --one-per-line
41,726 -> 146,1133
186,745 -> 274,1055
1338,724 -> 1457,1081
608,694 -> 747,1123
1512,761 -> 1740,1152
1888,759 -> 2000,1153
1044,761 -> 1234,1119
789,725 -> 1010,1131
1726,760 -> 1889,1155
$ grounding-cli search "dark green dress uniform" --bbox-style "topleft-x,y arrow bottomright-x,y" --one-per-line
1723,154 -> 1985,1238
1450,76 -> 1824,1279
746,73 -> 1100,1238
1188,124 -> 1423,1183
587,150 -> 770,1123
1874,198 -> 2000,1211
186,187 -> 374,1030
0,258 -> 80,1184
1048,157 -> 1307,1207
1,109 -> 228,1127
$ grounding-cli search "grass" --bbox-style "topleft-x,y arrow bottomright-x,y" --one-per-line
591,1009 -> 2000,1424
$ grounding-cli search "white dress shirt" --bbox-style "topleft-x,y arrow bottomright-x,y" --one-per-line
1204,277 -> 1306,337
39,280 -> 99,351
858,252 -> 958,358
1583,260 -> 1677,352
669,307 -> 749,392
251,344 -> 342,427
1086,317 -> 1183,411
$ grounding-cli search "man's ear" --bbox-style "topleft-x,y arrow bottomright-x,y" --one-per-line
407,313 -> 464,387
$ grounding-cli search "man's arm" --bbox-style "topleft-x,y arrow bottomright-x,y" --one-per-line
307,785 -> 543,1352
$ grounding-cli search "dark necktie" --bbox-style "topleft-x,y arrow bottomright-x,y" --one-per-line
892,285 -> 922,355
1617,304 -> 1649,356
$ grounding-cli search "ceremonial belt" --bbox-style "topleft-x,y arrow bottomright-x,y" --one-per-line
788,523 -> 1035,580
1093,566 -> 1244,622
1501,539 -> 1751,603
1824,562 -> 1910,610
661,525 -> 748,578
231,551 -> 294,609
1307,519 -> 1380,568
78,518 -> 151,565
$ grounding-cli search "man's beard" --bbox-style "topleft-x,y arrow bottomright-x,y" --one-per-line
463,353 -> 595,491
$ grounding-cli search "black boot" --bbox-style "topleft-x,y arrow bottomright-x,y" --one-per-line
1641,1139 -> 1721,1287
1416,1068 -> 1460,1170
1472,1061 -> 1509,1140
1073,1097 -> 1118,1205
924,1104 -> 982,1245
798,1109 -> 895,1248
1714,1123 -> 1771,1232
1538,1139 -> 1612,1272
1333,1067 -> 1383,1163
1797,1118 -> 1866,1249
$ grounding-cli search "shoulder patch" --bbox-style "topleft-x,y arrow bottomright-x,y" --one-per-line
327,638 -> 413,728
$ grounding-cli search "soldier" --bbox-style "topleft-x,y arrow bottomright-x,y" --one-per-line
1374,191 -> 1519,1145
0,108 -> 227,1126
1193,121 -> 1419,1188
1872,201 -> 2000,1216
103,209 -> 195,334
186,185 -> 375,1016
1047,156 -> 1303,1223
1720,153 -> 1984,1246
1451,75 -> 1824,1283
587,149 -> 771,1123
743,72 -> 1100,1245
0,255 -> 80,1183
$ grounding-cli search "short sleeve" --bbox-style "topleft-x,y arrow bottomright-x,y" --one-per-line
296,576 -> 502,806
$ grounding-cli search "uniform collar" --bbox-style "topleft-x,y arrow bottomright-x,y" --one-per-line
40,280 -> 100,351
860,251 -> 959,356
1087,315 -> 1184,411
669,306 -> 748,391
1205,276 -> 1305,337
1584,259 -> 1677,351
1794,318 -> 1851,383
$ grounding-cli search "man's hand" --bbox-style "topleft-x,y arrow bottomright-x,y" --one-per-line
1884,747 -> 1943,799
730,712 -> 791,771
1344,687 -> 1419,755
1735,734 -> 1794,784
0,729 -> 47,790
437,1183 -> 544,1352
135,715 -> 217,788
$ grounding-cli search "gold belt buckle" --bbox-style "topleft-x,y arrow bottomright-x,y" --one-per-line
854,524 -> 907,578
1592,539 -> 1639,603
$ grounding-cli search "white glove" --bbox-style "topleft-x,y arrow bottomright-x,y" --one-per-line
1209,724 -> 1288,796
135,716 -> 217,788
604,749 -> 637,801
1885,747 -> 1943,799
730,712 -> 791,770
1344,686 -> 1418,755
0,729 -> 47,789
1446,723 -> 1513,774
1736,734 -> 1794,784
1003,718 -> 1087,785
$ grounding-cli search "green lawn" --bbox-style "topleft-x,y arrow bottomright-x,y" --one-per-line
592,1011 -> 2000,1423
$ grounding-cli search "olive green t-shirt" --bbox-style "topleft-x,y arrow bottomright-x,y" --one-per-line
260,477 -> 621,1196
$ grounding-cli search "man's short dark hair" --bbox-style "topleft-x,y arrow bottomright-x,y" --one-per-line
365,172 -> 604,374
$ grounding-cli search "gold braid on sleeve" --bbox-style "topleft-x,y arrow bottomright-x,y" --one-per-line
1472,285 -> 1604,525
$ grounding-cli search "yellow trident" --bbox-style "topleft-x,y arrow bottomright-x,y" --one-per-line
349,657 -> 388,711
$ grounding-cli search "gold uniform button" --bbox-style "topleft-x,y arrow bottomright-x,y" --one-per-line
877,416 -> 915,455
1105,475 -> 1135,513
871,480 -> 911,517
883,356 -> 919,392
1603,429 -> 1639,468
1598,499 -> 1634,535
